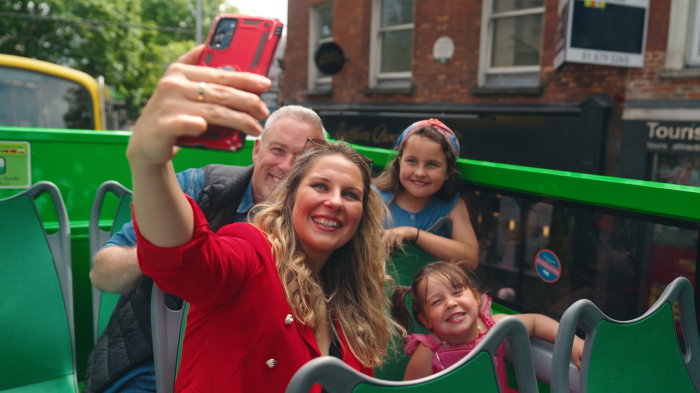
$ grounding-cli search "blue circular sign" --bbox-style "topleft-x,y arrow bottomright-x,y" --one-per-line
534,249 -> 561,283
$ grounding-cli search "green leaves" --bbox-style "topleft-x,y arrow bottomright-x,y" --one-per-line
0,0 -> 238,126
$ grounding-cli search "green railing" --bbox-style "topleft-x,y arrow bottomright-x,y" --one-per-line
357,144 -> 700,223
2,126 -> 699,381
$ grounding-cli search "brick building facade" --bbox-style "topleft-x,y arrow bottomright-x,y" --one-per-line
281,0 -> 700,182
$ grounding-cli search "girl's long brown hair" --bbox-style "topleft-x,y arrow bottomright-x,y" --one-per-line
252,141 -> 398,367
391,261 -> 481,335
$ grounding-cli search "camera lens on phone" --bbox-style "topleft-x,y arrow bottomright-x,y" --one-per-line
211,19 -> 237,50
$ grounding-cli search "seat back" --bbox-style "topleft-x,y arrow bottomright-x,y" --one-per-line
89,180 -> 133,343
375,218 -> 452,381
151,285 -> 187,393
287,316 -> 539,393
551,276 -> 700,393
0,181 -> 77,392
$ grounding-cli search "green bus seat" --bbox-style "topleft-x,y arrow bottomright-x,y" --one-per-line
89,180 -> 133,343
375,218 -> 451,381
551,276 -> 700,393
151,285 -> 187,393
286,316 -> 539,393
0,181 -> 77,392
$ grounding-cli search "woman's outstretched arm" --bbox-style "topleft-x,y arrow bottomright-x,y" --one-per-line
127,45 -> 270,247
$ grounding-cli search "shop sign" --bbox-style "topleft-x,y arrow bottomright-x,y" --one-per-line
555,0 -> 649,69
644,121 -> 700,154
0,141 -> 31,189
322,115 -> 463,151
320,109 -> 607,174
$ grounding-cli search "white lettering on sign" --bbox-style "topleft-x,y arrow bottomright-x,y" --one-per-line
646,142 -> 668,150
646,122 -> 700,141
581,51 -> 631,65
672,143 -> 700,152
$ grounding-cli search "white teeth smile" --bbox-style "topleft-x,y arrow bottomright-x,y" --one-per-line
271,176 -> 281,184
447,313 -> 464,322
312,217 -> 341,228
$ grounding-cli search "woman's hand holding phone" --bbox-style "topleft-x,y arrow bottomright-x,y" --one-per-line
127,45 -> 270,167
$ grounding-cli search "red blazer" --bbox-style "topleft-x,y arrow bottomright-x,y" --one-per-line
135,195 -> 373,393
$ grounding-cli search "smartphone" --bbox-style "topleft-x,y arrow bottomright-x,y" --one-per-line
176,14 -> 284,152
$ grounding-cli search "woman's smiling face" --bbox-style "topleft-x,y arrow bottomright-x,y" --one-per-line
292,154 -> 365,271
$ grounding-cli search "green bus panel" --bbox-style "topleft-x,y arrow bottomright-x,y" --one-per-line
2,126 -> 700,383
0,126 -> 254,379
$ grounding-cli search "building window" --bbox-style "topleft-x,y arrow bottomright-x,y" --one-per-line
308,2 -> 334,91
478,0 -> 545,88
688,0 -> 700,66
369,0 -> 414,88
664,0 -> 700,72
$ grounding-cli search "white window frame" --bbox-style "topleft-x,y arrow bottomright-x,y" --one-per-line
477,0 -> 545,87
687,0 -> 700,65
308,2 -> 334,91
369,0 -> 414,88
664,0 -> 700,69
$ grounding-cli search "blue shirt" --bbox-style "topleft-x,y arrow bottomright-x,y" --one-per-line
373,187 -> 459,237
102,167 -> 255,249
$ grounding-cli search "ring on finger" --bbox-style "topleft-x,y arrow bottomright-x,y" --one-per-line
197,82 -> 206,102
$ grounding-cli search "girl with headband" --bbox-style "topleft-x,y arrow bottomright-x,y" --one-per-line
373,119 -> 479,268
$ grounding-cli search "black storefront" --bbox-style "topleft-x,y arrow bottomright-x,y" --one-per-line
287,96 -> 699,325
619,100 -> 700,186
293,95 -> 615,175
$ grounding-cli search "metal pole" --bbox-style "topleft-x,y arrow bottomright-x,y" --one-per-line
196,0 -> 202,45
98,76 -> 107,130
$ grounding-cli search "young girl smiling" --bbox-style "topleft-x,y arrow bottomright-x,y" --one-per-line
392,261 -> 584,386
373,119 -> 479,268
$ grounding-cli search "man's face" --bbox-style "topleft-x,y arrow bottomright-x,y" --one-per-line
251,116 -> 323,203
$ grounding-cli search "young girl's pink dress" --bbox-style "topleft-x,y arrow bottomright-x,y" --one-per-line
404,294 -> 518,392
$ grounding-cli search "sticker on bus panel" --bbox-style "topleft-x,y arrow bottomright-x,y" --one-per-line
0,141 -> 31,189
534,249 -> 561,283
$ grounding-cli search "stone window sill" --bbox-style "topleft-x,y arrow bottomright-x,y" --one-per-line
362,86 -> 415,95
470,86 -> 544,96
659,68 -> 700,79
302,89 -> 333,97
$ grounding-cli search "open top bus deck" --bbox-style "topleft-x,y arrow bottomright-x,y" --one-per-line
0,126 -> 698,389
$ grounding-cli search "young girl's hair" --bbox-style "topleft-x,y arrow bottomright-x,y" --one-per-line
374,119 -> 462,204
252,141 -> 397,367
391,261 -> 481,335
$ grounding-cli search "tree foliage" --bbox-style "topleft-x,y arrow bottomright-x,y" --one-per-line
0,0 -> 239,125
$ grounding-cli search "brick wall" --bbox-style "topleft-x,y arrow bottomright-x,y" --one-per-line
283,0 -> 698,175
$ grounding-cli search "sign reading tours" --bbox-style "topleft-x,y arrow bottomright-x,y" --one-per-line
554,0 -> 649,69
644,121 -> 700,155
0,141 -> 31,189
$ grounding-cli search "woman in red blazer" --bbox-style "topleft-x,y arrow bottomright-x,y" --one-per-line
127,65 -> 396,392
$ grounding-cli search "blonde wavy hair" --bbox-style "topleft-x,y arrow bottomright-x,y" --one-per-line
251,141 -> 396,367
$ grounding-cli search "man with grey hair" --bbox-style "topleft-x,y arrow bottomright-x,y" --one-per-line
84,105 -> 325,393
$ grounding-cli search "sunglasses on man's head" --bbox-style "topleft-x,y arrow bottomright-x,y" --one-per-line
302,138 -> 374,171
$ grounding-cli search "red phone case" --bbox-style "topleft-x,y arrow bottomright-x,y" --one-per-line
177,14 -> 283,152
